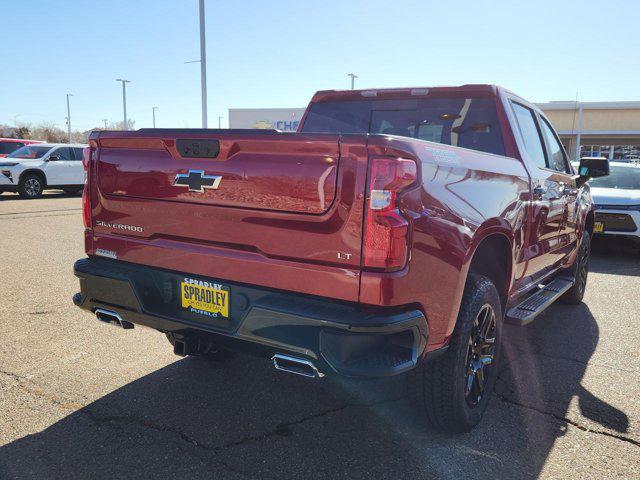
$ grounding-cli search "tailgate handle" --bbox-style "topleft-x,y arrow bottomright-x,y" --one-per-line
176,139 -> 220,158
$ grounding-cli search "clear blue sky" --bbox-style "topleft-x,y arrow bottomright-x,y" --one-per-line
1,0 -> 638,131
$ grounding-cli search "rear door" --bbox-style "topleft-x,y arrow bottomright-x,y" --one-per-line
510,102 -> 567,284
69,147 -> 86,184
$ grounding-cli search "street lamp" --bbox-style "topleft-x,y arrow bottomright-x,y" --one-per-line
65,94 -> 73,143
116,79 -> 131,130
152,107 -> 158,128
347,73 -> 358,90
199,0 -> 208,128
218,116 -> 223,128
186,1 -> 208,128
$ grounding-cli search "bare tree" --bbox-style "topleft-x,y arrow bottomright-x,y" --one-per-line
31,121 -> 67,143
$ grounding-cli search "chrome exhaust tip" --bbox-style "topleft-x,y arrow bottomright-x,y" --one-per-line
94,308 -> 134,329
272,354 -> 324,378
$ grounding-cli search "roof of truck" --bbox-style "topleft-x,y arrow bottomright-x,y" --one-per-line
310,84 -> 501,103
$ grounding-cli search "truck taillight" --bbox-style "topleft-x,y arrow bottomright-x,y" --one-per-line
82,146 -> 93,228
364,157 -> 417,271
82,185 -> 90,228
82,146 -> 91,172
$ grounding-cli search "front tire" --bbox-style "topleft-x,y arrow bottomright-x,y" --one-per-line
409,274 -> 503,433
19,173 -> 45,199
561,233 -> 590,304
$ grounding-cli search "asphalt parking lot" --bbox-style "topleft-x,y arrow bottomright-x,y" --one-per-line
0,192 -> 638,480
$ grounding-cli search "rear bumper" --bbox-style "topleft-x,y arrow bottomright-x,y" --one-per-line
73,257 -> 429,378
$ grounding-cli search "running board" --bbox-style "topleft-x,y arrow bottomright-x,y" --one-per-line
506,277 -> 574,326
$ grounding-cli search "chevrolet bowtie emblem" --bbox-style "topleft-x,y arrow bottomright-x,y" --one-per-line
173,170 -> 222,193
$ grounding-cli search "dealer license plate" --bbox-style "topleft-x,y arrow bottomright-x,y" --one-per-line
594,222 -> 604,233
180,277 -> 229,318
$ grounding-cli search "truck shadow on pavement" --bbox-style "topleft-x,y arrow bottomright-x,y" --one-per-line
589,236 -> 640,276
0,306 -> 631,479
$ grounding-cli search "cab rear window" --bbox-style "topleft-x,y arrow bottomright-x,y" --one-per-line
302,97 -> 505,156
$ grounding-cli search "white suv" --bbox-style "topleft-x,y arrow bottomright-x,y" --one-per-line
0,143 -> 87,198
589,161 -> 640,240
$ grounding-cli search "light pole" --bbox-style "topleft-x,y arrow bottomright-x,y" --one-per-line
199,0 -> 208,128
116,79 -> 131,130
218,116 -> 223,128
102,119 -> 108,129
152,107 -> 158,128
65,94 -> 73,143
347,73 -> 358,90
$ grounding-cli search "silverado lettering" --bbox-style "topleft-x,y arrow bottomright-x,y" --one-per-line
95,220 -> 143,232
73,84 -> 608,433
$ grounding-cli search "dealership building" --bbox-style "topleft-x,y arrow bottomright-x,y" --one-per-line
538,101 -> 640,161
230,100 -> 640,161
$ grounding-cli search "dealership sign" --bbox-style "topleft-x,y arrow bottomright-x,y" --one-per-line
228,108 -> 306,132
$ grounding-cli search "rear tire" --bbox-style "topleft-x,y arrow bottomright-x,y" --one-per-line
19,173 -> 45,199
408,274 -> 503,433
561,233 -> 590,305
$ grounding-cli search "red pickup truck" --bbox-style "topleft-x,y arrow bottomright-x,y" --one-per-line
73,85 -> 608,432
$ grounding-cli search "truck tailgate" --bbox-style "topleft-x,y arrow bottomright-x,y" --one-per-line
87,131 -> 368,302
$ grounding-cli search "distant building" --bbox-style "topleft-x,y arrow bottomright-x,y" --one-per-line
229,101 -> 640,161
537,101 -> 640,161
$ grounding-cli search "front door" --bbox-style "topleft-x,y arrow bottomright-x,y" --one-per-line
44,147 -> 75,185
537,115 -> 578,253
510,102 -> 567,286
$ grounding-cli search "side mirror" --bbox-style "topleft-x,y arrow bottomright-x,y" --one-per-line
47,154 -> 61,161
576,156 -> 609,187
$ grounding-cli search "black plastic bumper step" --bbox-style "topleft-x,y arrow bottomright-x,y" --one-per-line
506,277 -> 574,326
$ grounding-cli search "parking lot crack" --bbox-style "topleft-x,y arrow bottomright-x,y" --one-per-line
494,391 -> 640,447
218,402 -> 355,449
78,410 -> 293,480
80,410 -> 206,448
0,369 -> 23,384
216,396 -> 405,450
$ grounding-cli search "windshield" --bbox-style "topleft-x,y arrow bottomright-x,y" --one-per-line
7,145 -> 51,159
589,165 -> 640,190
0,142 -> 24,155
301,97 -> 505,156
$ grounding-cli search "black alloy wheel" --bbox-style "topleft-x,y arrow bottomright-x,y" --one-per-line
463,304 -> 497,407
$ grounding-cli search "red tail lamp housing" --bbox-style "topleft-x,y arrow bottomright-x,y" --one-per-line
81,144 -> 95,228
364,157 -> 417,271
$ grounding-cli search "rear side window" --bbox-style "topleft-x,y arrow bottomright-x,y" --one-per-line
0,142 -> 24,155
72,148 -> 84,160
302,100 -> 372,134
302,97 -> 505,156
511,103 -> 546,169
54,147 -> 73,160
539,118 -> 568,173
